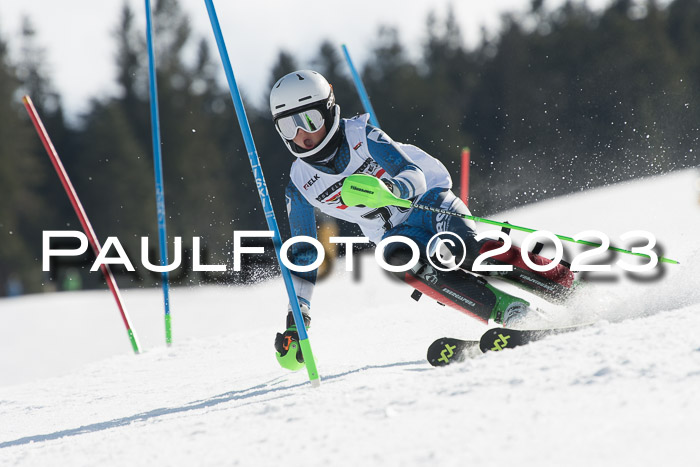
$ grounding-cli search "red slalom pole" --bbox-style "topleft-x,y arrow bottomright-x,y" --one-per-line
460,147 -> 470,207
23,96 -> 141,354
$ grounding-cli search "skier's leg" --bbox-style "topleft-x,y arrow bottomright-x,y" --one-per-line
475,239 -> 575,299
381,225 -> 530,326
413,188 -> 575,300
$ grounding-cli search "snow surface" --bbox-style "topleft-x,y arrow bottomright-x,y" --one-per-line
1,168 -> 700,466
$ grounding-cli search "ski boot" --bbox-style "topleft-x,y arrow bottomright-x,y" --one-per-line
488,288 -> 533,329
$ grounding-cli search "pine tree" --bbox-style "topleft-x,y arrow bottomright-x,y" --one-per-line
0,26 -> 46,294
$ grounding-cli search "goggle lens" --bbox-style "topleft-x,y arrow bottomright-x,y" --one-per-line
276,109 -> 325,140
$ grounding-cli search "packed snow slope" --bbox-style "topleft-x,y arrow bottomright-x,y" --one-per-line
1,168 -> 699,466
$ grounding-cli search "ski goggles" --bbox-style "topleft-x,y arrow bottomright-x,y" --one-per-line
275,109 -> 325,140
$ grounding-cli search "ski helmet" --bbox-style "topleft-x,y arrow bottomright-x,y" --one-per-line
270,70 -> 341,159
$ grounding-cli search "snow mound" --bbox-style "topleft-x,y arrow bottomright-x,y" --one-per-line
1,169 -> 699,466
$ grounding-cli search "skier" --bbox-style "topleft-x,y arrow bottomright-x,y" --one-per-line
270,70 -> 573,370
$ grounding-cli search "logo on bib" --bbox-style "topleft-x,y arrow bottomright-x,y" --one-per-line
303,174 -> 320,190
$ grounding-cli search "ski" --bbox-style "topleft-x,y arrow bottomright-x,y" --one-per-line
427,322 -> 595,366
479,322 -> 594,353
426,337 -> 480,366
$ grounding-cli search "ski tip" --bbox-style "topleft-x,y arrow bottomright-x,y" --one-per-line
427,337 -> 477,367
479,328 -> 525,353
479,322 -> 595,353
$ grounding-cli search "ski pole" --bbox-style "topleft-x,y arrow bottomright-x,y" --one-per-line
203,0 -> 320,386
341,44 -> 380,128
23,96 -> 142,353
341,174 -> 680,265
145,0 -> 173,346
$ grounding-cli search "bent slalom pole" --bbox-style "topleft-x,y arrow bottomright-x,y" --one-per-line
145,0 -> 173,345
203,0 -> 320,386
341,44 -> 380,128
23,96 -> 141,353
341,174 -> 680,265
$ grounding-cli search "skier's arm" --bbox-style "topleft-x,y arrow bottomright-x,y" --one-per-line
365,125 -> 427,199
285,181 -> 318,310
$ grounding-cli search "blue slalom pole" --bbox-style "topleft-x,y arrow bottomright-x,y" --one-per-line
145,0 -> 173,345
342,44 -> 380,127
203,0 -> 320,386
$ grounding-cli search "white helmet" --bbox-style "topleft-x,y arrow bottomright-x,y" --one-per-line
270,70 -> 341,159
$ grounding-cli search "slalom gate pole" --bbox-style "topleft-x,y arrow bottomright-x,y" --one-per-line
341,44 -> 380,127
145,0 -> 173,346
340,174 -> 680,265
203,0 -> 320,386
23,96 -> 142,353
460,147 -> 470,207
